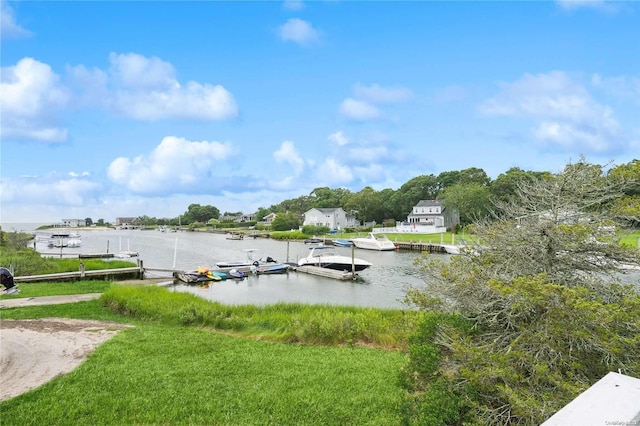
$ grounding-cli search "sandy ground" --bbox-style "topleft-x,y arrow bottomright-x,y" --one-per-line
0,318 -> 132,402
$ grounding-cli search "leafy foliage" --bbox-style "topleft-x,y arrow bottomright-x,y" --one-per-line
404,158 -> 640,425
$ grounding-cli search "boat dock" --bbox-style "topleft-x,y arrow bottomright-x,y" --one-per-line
292,265 -> 360,281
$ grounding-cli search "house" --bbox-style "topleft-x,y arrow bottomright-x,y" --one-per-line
60,219 -> 87,227
115,217 -> 141,229
303,208 -> 359,230
219,213 -> 256,223
262,213 -> 277,224
406,200 -> 459,230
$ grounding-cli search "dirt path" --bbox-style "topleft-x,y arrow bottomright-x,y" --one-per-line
0,318 -> 132,402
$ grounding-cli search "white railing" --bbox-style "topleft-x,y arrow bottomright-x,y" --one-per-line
372,224 -> 447,234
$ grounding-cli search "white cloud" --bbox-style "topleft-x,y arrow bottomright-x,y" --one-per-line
107,136 -> 234,194
0,58 -> 70,142
339,98 -> 382,121
479,71 -> 622,153
353,83 -> 414,103
591,73 -> 640,101
282,1 -> 304,11
106,52 -> 238,120
328,131 -> 349,146
273,140 -> 305,175
315,158 -> 353,185
0,174 -> 101,206
0,0 -> 31,38
556,0 -> 617,11
278,18 -> 320,46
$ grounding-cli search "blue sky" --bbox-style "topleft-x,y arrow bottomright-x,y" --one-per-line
1,0 -> 639,224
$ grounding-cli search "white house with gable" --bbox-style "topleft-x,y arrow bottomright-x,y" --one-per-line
303,208 -> 359,230
373,199 -> 460,234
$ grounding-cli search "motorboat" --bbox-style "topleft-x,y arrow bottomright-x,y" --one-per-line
214,249 -> 285,274
351,233 -> 396,251
298,245 -> 372,272
332,238 -> 353,247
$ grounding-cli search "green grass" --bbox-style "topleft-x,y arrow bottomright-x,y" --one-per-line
0,321 -> 406,425
0,281 -> 113,299
101,286 -> 418,350
620,230 -> 640,249
0,288 -> 411,425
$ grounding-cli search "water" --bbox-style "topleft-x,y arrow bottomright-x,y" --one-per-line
32,228 -> 429,309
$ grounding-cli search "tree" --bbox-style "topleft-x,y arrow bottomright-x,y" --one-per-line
84,217 -> 93,226
608,160 -> 640,226
183,204 -> 220,224
404,159 -> 640,425
490,167 -> 551,206
270,212 -> 301,231
441,183 -> 492,226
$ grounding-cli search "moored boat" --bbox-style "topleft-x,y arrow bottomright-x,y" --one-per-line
351,233 -> 396,251
298,245 -> 372,272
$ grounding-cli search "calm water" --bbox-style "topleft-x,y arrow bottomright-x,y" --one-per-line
29,227 -> 430,309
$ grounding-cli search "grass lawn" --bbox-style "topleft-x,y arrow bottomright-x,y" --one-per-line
0,286 -> 411,425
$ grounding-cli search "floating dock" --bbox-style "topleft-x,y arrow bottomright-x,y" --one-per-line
292,265 -> 359,281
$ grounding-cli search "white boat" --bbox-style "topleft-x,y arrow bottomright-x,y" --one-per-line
298,245 -> 372,272
66,238 -> 82,248
214,249 -> 285,274
351,233 -> 397,251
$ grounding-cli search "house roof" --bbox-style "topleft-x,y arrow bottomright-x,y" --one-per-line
415,200 -> 442,207
541,372 -> 640,425
305,207 -> 343,214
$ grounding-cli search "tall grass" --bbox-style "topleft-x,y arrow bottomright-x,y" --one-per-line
101,285 -> 419,350
0,247 -> 136,276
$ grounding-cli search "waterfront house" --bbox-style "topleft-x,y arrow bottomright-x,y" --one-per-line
115,217 -> 141,229
60,219 -> 87,227
303,208 -> 359,230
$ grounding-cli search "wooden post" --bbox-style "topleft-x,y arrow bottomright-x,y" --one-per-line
351,245 -> 356,279
80,262 -> 85,278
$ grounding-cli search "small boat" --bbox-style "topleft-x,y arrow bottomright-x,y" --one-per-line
251,263 -> 289,275
177,267 -> 222,284
214,249 -> 284,274
226,232 -> 245,240
304,237 -> 323,244
298,245 -> 372,272
332,238 -> 353,247
66,238 -> 82,248
351,233 -> 396,251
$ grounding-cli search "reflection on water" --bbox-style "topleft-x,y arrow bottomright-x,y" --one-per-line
30,227 -> 639,308
33,228 -> 429,309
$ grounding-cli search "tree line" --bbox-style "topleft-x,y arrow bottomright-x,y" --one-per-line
86,159 -> 638,230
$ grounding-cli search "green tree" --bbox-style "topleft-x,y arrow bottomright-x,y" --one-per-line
183,204 -> 220,224
84,217 -> 93,226
404,159 -> 640,425
391,175 -> 438,218
270,212 -> 301,231
490,167 -> 551,205
441,183 -> 492,226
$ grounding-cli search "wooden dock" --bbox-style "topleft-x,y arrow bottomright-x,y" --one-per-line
292,265 -> 359,281
392,241 -> 448,253
14,266 -> 144,283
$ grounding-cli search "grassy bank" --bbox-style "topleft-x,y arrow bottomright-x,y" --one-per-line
1,286 -> 418,425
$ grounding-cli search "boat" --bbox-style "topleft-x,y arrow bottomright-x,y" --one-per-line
226,232 -> 245,240
298,245 -> 372,272
177,267 -> 222,284
214,249 -> 284,274
304,237 -> 324,244
332,238 -> 353,247
251,263 -> 290,275
351,233 -> 396,251
66,238 -> 82,248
